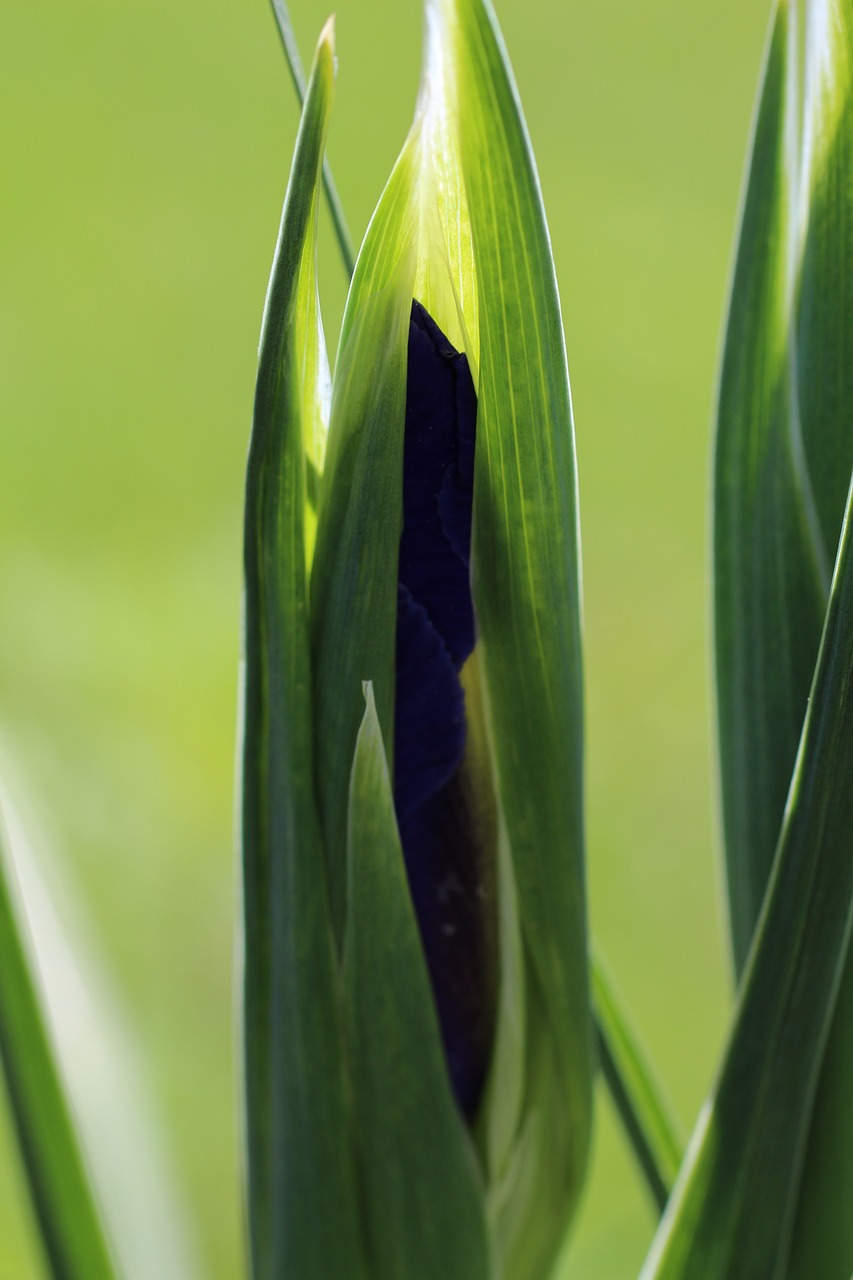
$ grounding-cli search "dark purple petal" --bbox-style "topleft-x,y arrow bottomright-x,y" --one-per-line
393,300 -> 494,1118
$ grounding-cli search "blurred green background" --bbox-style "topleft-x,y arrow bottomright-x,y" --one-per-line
0,1 -> 770,1275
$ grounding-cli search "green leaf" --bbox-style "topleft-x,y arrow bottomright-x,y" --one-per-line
0,768 -> 203,1280
343,684 -> 491,1280
268,0 -> 356,279
591,951 -> 683,1214
241,23 -> 367,1280
309,146 -> 418,939
796,0 -> 853,569
714,0 -> 827,976
308,5 -> 592,1273
436,1 -> 594,1272
0,796 -> 118,1280
641,459 -> 853,1279
786,0 -> 853,1272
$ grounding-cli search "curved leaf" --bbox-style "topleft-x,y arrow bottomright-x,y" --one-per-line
714,0 -> 827,976
436,1 -> 593,1272
642,458 -> 853,1279
0,797 -> 118,1280
592,951 -> 682,1213
787,0 -> 853,1270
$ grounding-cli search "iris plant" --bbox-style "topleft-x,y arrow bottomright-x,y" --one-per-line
243,4 -> 592,1277
2,2 -> 853,1279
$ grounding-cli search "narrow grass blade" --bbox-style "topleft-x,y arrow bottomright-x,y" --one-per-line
0,798 -> 118,1280
714,0 -> 827,977
268,0 -> 356,278
242,24 -> 367,1280
641,470 -> 853,1278
343,684 -> 490,1280
592,952 -> 682,1214
785,1 -> 853,1271
0,767 -> 202,1280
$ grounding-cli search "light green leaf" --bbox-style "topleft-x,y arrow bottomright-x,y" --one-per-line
714,0 -> 827,976
641,470 -> 853,1278
786,0 -> 853,1271
0,762 -> 202,1280
591,951 -> 683,1213
0,795 -> 118,1280
435,1 -> 593,1272
343,684 -> 491,1280
308,5 -> 592,1274
241,23 -> 367,1280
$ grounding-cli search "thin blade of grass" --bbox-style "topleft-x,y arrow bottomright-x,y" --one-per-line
0,766 -> 203,1280
591,952 -> 682,1214
0,796 -> 118,1280
268,0 -> 356,278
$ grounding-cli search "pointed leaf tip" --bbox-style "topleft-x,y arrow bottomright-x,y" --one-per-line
319,14 -> 336,57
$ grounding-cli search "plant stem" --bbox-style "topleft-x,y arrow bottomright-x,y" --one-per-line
592,952 -> 683,1216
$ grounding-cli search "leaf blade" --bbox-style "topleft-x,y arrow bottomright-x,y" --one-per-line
642,465 -> 853,1280
714,0 -> 826,976
343,684 -> 491,1280
437,1 -> 594,1271
0,798 -> 118,1280
241,24 -> 367,1280
591,951 -> 683,1214
786,0 -> 853,1269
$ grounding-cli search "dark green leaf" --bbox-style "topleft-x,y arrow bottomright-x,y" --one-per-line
242,25 -> 367,1280
343,684 -> 490,1280
642,432 -> 853,1280
714,0 -> 826,975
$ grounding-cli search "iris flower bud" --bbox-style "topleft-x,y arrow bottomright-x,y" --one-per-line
242,4 -> 593,1279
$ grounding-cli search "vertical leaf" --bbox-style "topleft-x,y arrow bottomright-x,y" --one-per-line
592,952 -> 683,1212
436,1 -> 594,1273
714,0 -> 827,976
642,473 -> 853,1279
0,798 -> 118,1280
309,146 -> 418,939
796,0 -> 853,568
241,24 -> 367,1280
787,0 -> 853,1271
0,774 -> 203,1280
343,684 -> 491,1280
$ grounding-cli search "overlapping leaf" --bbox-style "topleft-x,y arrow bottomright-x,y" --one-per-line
438,3 -> 593,1272
714,0 -> 826,977
787,0 -> 853,1270
644,434 -> 853,1280
343,685 -> 490,1280
646,2 -> 853,1273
